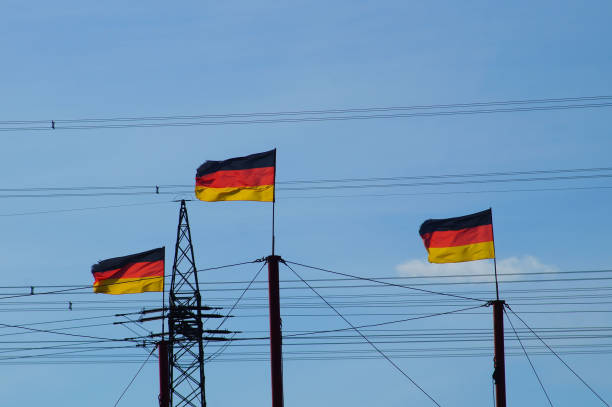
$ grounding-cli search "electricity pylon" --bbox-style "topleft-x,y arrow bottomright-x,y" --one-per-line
168,200 -> 206,407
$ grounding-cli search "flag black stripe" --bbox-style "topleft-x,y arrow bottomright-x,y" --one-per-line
419,209 -> 492,235
92,247 -> 165,274
196,149 -> 275,177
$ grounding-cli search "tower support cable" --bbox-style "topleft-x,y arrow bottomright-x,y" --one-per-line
503,308 -> 554,407
283,260 -> 442,407
506,306 -> 609,407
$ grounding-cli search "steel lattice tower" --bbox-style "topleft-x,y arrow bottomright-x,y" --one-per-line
168,200 -> 206,407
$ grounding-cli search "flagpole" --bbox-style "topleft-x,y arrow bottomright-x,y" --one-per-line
162,246 -> 166,338
272,200 -> 275,256
490,207 -> 499,300
271,149 -> 277,256
493,257 -> 499,300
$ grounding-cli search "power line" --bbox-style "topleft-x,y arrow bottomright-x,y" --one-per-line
275,166 -> 612,185
280,185 -> 612,200
3,95 -> 610,125
0,201 -> 172,217
214,305 -> 491,343
0,344 -> 138,362
2,98 -> 612,132
285,259 -> 487,302
0,320 -> 134,343
235,304 -> 489,341
5,170 -> 612,196
1,348 -> 611,365
0,184 -> 609,207
3,165 -> 612,193
0,276 -> 165,301
0,321 -> 122,338
0,260 -> 261,302
277,173 -> 612,192
0,191 -> 178,199
7,271 -> 612,299
0,165 -> 610,211
8,290 -> 612,307
192,267 -> 612,286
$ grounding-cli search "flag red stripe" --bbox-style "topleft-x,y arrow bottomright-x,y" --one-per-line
421,224 -> 493,249
92,260 -> 164,282
195,166 -> 274,188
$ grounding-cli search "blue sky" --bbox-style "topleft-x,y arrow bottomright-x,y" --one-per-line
1,1 -> 612,406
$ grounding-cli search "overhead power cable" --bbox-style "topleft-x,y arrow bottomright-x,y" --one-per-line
4,168 -> 612,195
0,260 -> 260,302
1,266 -> 612,292
0,344 -> 137,362
0,201 -> 172,217
226,304 -> 488,341
0,275 -> 167,302
1,95 -> 612,131
0,165 -> 611,209
276,166 -> 612,185
1,165 -> 611,193
1,95 -> 609,125
0,321 -> 124,339
8,275 -> 612,300
0,320 -> 133,343
280,185 -> 612,200
285,259 -> 487,302
1,185 -> 610,208
277,173 -> 612,192
1,348 -> 610,365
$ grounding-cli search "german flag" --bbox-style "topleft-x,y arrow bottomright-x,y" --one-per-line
195,149 -> 275,202
419,209 -> 495,263
91,248 -> 164,294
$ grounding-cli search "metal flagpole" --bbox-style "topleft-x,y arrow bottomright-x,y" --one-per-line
272,201 -> 275,256
159,247 -> 169,407
272,148 -> 277,256
490,207 -> 500,300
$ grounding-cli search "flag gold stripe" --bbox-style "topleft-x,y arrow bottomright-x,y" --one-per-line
93,276 -> 164,295
195,185 -> 274,202
427,241 -> 495,263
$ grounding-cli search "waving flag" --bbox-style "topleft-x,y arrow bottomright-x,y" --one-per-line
195,149 -> 275,202
92,247 -> 164,294
419,209 -> 495,263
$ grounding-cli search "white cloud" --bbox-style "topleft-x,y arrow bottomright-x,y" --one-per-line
395,255 -> 557,281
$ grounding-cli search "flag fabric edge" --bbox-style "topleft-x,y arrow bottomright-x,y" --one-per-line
419,209 -> 495,264
195,149 -> 276,202
92,247 -> 165,295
